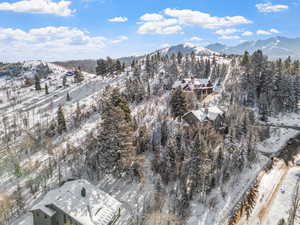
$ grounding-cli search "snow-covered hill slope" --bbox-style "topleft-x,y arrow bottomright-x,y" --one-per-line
157,42 -> 219,57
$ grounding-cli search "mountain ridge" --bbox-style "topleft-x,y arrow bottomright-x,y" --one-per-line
206,36 -> 300,59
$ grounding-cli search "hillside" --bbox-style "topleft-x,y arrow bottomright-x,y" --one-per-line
0,46 -> 300,225
206,36 -> 300,59
53,59 -> 97,74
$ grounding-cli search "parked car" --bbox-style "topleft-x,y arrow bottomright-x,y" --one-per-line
65,70 -> 75,76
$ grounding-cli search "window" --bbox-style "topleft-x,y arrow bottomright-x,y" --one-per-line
64,215 -> 66,223
44,215 -> 47,219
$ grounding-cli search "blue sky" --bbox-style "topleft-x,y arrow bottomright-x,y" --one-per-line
0,0 -> 299,62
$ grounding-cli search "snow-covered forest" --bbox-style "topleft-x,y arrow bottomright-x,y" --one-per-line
1,45 -> 300,225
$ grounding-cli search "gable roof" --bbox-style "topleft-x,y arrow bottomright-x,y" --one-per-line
31,179 -> 124,225
183,106 -> 224,123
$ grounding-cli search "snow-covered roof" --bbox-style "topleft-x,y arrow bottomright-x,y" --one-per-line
183,106 -> 224,122
172,78 -> 211,89
31,179 -> 125,225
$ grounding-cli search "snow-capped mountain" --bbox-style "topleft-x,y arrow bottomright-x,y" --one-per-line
206,36 -> 300,59
155,43 -> 219,57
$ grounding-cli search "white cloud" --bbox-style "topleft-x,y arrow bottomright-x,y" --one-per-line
0,26 -> 128,61
242,31 -> 253,36
190,37 -> 203,41
256,28 -> 280,35
140,13 -> 163,21
219,35 -> 240,40
0,0 -> 74,16
138,9 -> 252,35
215,28 -> 239,35
108,16 -> 128,23
257,30 -> 271,35
256,2 -> 288,13
137,18 -> 182,35
164,8 -> 252,29
270,28 -> 279,33
162,25 -> 182,34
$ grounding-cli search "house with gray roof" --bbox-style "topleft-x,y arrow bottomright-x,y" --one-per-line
182,106 -> 224,128
30,179 -> 127,225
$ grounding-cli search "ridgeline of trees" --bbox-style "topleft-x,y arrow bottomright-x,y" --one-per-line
96,57 -> 125,76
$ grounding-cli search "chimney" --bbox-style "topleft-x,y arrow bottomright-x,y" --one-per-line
81,187 -> 86,197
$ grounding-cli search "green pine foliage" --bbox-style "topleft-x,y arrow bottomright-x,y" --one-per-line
34,75 -> 41,91
110,88 -> 132,123
170,88 -> 188,119
241,51 -> 250,66
63,76 -> 67,87
87,88 -> 135,175
74,102 -> 82,127
57,105 -> 67,134
96,59 -> 107,76
45,83 -> 49,95
66,92 -> 71,101
74,67 -> 84,83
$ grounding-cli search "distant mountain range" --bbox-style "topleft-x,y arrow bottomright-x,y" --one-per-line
156,43 -> 218,57
206,36 -> 300,59
52,36 -> 300,74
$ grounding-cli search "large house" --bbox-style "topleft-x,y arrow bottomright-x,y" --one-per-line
172,77 -> 214,98
30,179 -> 126,225
182,106 -> 224,128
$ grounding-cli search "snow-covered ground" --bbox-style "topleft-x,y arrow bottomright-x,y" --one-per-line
237,159 -> 300,225
3,57 -> 300,225
187,154 -> 268,225
0,61 -> 131,225
257,113 -> 300,154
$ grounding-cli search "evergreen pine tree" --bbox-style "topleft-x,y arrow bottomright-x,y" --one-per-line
66,92 -> 71,101
14,184 -> 25,214
96,59 -> 107,76
74,67 -> 84,83
106,57 -> 114,73
110,88 -> 132,123
177,52 -> 183,64
170,88 -> 188,120
88,102 -> 135,174
131,59 -> 135,69
74,102 -> 81,127
145,55 -> 152,75
57,105 -> 67,134
115,60 -> 122,72
241,51 -> 250,66
62,76 -> 67,87
204,60 -> 211,78
34,75 -> 41,91
45,83 -> 49,95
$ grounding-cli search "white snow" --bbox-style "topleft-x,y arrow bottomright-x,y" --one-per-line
257,113 -> 300,154
184,105 -> 224,122
31,179 -> 127,225
238,159 -> 300,225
